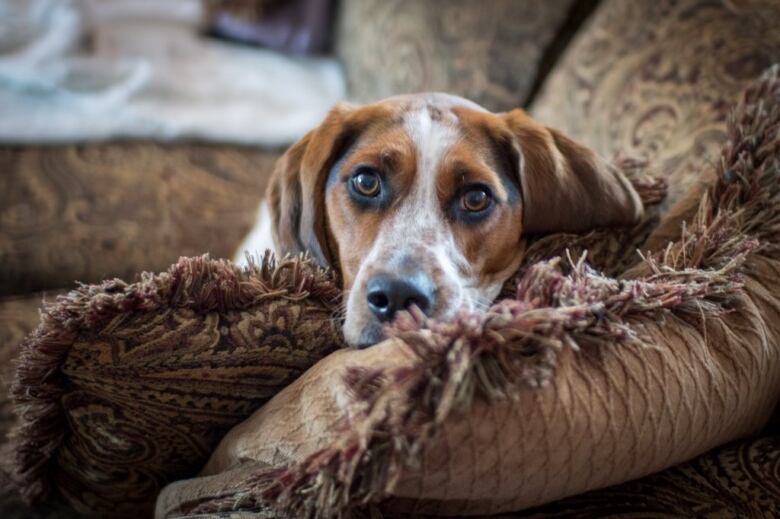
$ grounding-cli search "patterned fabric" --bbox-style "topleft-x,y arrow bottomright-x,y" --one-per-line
531,0 -> 780,206
334,0 -> 578,111
525,1 -> 780,513
0,144 -> 279,297
8,256 -> 344,516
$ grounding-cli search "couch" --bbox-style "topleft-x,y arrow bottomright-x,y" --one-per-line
1,0 -> 778,516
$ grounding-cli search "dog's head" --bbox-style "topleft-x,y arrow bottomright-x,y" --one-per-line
267,93 -> 643,347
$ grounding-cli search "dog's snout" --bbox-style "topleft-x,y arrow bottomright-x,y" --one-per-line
366,273 -> 434,322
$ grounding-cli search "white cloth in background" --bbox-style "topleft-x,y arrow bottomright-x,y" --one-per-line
0,0 -> 345,145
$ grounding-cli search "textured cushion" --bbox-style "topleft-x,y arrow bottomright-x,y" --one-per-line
334,0 -> 580,111
7,285 -> 775,518
0,143 -> 279,297
530,0 -> 780,206
9,256 -> 343,516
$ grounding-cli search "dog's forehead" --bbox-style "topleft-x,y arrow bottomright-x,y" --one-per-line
370,94 -> 491,165
358,93 -> 490,131
382,92 -> 489,113
346,93 -> 498,154
401,105 -> 460,179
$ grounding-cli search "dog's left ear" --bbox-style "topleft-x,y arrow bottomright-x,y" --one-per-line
502,109 -> 643,234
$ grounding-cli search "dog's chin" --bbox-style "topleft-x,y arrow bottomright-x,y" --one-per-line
344,320 -> 386,349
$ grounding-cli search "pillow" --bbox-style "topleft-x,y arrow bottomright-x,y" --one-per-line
530,0 -> 780,206
10,255 -> 343,516
156,67 -> 780,517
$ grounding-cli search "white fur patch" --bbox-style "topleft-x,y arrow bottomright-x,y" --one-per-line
404,106 -> 459,192
232,201 -> 274,266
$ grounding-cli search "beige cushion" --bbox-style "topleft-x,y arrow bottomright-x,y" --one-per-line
531,0 -> 780,205
335,0 -> 578,111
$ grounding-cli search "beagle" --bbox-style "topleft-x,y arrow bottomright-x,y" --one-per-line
234,93 -> 643,348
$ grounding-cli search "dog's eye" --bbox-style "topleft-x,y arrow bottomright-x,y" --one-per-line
461,187 -> 491,212
352,169 -> 381,197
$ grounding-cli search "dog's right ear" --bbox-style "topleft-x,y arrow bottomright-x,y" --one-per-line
266,103 -> 356,269
502,109 -> 643,234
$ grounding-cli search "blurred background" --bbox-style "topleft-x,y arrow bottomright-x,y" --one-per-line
0,0 -> 344,145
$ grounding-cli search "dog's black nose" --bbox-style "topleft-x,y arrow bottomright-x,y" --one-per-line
366,273 -> 434,322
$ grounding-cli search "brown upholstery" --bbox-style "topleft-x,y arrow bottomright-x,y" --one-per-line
0,144 -> 279,297
521,2 -> 780,512
335,0 -> 581,111
0,294 -> 51,441
512,430 -> 780,517
531,0 -> 780,205
0,293 -> 82,519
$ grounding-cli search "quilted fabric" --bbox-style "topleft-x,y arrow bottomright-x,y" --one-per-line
334,0 -> 579,111
531,0 -> 780,206
0,144 -> 279,297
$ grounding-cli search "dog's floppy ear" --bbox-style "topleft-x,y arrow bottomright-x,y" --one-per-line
502,109 -> 643,234
267,102 -> 356,268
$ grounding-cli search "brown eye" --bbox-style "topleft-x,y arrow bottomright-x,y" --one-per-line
351,170 -> 381,197
461,188 -> 491,212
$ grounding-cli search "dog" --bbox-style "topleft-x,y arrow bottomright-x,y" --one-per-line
234,93 -> 643,348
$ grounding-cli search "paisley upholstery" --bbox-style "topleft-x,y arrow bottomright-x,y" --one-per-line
0,144 -> 279,297
7,257 -> 343,516
522,2 -> 780,512
0,293 -> 82,519
335,0 -> 579,111
531,0 -> 780,205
